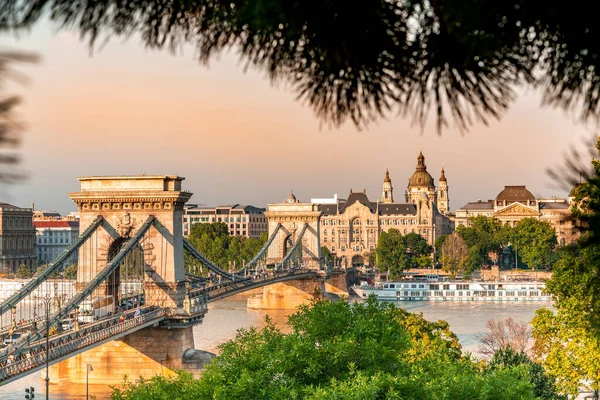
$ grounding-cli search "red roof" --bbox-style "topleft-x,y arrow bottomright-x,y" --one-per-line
34,221 -> 79,229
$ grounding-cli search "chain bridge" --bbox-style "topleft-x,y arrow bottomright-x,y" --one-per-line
0,176 -> 347,386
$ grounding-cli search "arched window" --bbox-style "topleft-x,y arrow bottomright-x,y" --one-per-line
441,190 -> 445,197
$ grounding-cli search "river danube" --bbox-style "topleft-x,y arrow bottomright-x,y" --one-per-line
0,299 -> 546,399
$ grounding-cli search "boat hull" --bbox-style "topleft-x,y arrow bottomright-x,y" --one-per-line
352,281 -> 550,302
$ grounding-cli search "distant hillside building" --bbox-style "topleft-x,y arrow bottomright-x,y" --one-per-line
0,203 -> 37,273
183,204 -> 268,238
33,214 -> 80,265
454,186 -> 579,245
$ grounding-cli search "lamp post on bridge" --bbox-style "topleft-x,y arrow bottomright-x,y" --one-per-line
35,295 -> 52,400
86,364 -> 93,400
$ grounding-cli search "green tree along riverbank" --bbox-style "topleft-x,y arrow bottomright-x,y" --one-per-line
111,297 -> 554,400
374,216 -> 559,278
530,138 -> 600,399
185,223 -> 267,275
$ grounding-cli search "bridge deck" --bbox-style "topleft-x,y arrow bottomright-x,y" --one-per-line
0,308 -> 167,386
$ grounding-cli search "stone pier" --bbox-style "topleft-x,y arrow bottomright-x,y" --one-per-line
49,326 -> 215,385
248,273 -> 349,310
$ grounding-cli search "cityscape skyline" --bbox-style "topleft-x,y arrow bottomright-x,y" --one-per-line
1,21 -> 594,214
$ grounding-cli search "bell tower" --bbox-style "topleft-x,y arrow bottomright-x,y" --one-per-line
381,168 -> 394,203
437,166 -> 449,215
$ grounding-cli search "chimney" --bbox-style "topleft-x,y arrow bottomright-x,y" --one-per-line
31,202 -> 34,211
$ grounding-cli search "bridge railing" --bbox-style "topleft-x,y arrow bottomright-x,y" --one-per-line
0,307 -> 166,383
0,215 -> 104,319
7,216 -> 156,354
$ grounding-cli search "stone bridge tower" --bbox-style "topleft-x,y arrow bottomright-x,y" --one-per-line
59,176 -> 212,385
69,175 -> 192,308
264,192 -> 322,269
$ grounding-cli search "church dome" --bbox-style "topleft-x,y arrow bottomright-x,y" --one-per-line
284,191 -> 299,203
495,186 -> 535,203
408,150 -> 434,188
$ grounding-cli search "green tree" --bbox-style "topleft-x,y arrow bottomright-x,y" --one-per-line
375,229 -> 408,279
544,138 -> 600,330
434,234 -> 448,263
456,216 -> 507,271
320,246 -> 333,267
510,218 -> 557,269
35,265 -> 46,276
532,303 -> 600,399
441,232 -> 469,277
185,223 -> 267,274
487,347 -> 566,400
64,263 -> 77,279
111,297 -> 535,400
403,232 -> 433,268
15,264 -> 32,279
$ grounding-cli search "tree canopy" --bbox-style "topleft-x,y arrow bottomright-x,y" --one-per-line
487,348 -> 566,400
111,297 -> 537,400
3,1 -> 600,132
456,216 -> 509,272
510,218 -> 557,269
453,216 -> 559,271
186,222 -> 267,274
375,229 -> 433,278
532,302 -> 600,399
440,232 -> 468,277
15,264 -> 31,279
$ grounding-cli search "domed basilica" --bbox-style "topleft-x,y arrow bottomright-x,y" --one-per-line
313,150 -> 454,267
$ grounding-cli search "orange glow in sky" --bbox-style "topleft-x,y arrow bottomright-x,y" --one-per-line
0,23 -> 594,213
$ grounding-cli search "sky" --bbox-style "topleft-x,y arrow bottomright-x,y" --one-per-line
0,21 -> 596,215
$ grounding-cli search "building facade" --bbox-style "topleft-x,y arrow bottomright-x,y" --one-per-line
455,186 -> 579,245
33,211 -> 80,265
183,204 -> 268,238
314,151 -> 454,267
0,203 -> 37,273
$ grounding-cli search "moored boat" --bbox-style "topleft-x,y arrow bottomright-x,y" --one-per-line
352,275 -> 550,302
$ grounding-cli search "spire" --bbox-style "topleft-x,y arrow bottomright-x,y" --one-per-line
416,149 -> 426,171
381,168 -> 393,203
439,166 -> 447,182
384,168 -> 391,183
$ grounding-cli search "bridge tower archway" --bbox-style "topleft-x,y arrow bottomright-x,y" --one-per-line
69,176 -> 192,308
264,194 -> 322,269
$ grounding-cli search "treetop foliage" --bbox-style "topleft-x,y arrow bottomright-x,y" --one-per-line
111,297 -> 538,399
3,1 -> 600,132
453,216 -> 557,271
186,222 -> 267,274
375,229 -> 432,278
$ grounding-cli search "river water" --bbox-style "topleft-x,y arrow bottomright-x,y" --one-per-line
0,298 -> 547,399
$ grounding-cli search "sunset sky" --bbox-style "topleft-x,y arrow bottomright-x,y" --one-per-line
0,20 -> 595,214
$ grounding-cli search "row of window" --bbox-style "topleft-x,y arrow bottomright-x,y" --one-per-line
322,219 -> 424,226
42,230 -> 73,237
2,216 -> 32,230
2,235 -> 34,250
399,290 -> 546,298
37,237 -> 70,244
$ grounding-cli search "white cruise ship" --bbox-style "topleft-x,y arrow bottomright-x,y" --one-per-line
352,275 -> 550,302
